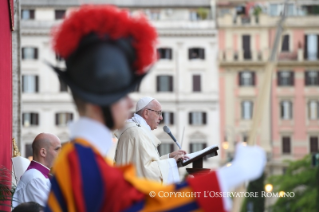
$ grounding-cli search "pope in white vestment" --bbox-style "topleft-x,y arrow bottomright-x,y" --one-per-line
114,97 -> 187,184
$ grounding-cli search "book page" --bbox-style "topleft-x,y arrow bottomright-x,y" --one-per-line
183,145 -> 218,163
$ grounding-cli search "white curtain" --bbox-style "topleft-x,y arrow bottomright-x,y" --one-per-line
307,34 -> 318,61
23,75 -> 36,93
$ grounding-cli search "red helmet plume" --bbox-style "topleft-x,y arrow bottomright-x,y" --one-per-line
52,5 -> 157,74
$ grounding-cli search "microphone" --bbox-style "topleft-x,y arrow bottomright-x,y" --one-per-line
163,126 -> 181,149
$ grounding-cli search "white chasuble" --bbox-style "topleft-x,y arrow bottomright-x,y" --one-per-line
114,122 -> 179,184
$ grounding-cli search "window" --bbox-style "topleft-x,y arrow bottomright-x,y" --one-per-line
305,71 -> 319,86
236,6 -> 246,15
189,112 -> 206,125
144,9 -> 160,20
281,35 -> 289,52
22,75 -> 39,93
189,48 -> 205,60
277,71 -> 294,86
193,75 -> 201,92
157,75 -> 173,92
162,112 -> 174,125
241,101 -> 253,120
190,143 -> 207,153
239,71 -> 255,86
310,137 -> 319,153
158,143 -> 174,156
189,11 -> 199,21
55,10 -> 66,20
55,113 -> 73,126
21,10 -> 35,20
269,4 -> 292,16
22,47 -> 38,60
59,79 -> 68,92
158,48 -> 172,60
282,137 -> 291,154
22,113 -> 39,127
242,35 -> 251,59
281,101 -> 293,120
304,34 -> 319,60
25,144 -> 33,159
308,101 -> 319,120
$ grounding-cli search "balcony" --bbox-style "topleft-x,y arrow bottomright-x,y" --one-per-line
219,49 -> 269,63
219,48 -> 319,65
218,13 -> 319,28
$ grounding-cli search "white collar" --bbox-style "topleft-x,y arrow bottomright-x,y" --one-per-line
127,113 -> 151,131
32,160 -> 50,171
68,117 -> 113,156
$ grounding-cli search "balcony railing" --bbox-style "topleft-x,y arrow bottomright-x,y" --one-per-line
219,48 -> 318,63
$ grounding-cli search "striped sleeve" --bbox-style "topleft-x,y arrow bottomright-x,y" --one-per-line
45,141 -> 227,212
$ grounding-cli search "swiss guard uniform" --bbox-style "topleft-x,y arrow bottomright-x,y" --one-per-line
45,5 -> 266,212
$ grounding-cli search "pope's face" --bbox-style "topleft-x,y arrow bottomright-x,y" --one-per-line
145,100 -> 163,130
112,96 -> 134,129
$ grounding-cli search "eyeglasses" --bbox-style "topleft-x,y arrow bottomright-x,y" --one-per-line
147,109 -> 162,116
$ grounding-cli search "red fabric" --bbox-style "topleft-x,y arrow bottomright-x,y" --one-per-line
52,5 -> 157,74
0,1 -> 12,211
187,171 -> 226,212
68,151 -> 86,212
95,155 -> 145,211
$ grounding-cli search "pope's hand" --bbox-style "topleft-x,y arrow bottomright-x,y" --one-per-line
169,150 -> 189,162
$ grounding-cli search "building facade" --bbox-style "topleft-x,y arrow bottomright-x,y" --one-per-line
20,0 -> 220,175
217,0 -> 319,175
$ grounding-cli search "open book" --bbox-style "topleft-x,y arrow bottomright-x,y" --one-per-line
181,145 -> 219,166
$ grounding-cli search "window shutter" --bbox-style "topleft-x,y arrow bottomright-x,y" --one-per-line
189,112 -> 192,125
169,76 -> 173,92
55,113 -> 59,126
290,102 -> 293,119
304,35 -> 308,59
203,143 -> 207,149
70,113 -> 74,121
22,48 -> 25,59
35,76 -> 39,92
170,112 -> 174,125
35,113 -> 39,126
168,49 -> 172,59
156,76 -> 160,92
252,72 -> 256,86
34,48 -> 38,59
200,48 -> 205,59
202,112 -> 207,125
170,143 -> 174,153
30,10 -> 35,19
305,72 -> 309,86
290,72 -> 294,86
22,76 -> 25,92
22,113 -> 25,126
189,143 -> 193,153
193,75 -> 201,92
281,35 -> 289,51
